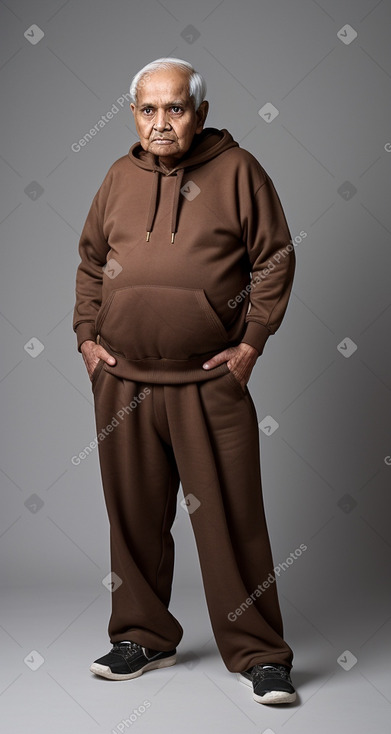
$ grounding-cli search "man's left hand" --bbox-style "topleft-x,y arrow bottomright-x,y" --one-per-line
203,342 -> 259,389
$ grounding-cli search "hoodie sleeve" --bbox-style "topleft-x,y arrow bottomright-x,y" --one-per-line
72,177 -> 111,351
241,172 -> 295,355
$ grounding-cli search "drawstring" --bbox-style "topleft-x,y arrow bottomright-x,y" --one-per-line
145,169 -> 160,242
170,168 -> 184,244
145,168 -> 185,244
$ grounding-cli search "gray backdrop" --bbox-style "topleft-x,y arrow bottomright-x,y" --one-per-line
1,0 -> 390,732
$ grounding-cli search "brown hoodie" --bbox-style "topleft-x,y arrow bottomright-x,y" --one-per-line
73,127 -> 295,384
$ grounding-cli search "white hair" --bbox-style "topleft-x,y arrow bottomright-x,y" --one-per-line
129,57 -> 207,111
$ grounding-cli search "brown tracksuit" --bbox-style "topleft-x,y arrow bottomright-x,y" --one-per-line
73,127 -> 296,672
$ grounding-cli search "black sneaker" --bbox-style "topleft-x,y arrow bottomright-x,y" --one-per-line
90,640 -> 177,680
238,663 -> 296,704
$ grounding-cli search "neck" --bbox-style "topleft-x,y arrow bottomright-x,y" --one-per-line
159,156 -> 180,171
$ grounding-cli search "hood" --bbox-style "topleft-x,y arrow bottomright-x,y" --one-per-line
127,128 -> 238,243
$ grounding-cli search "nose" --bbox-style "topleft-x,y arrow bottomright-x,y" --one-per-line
153,109 -> 171,132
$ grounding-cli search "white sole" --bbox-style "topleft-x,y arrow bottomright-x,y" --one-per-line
90,653 -> 176,680
238,672 -> 296,704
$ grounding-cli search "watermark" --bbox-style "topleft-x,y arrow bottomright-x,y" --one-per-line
337,494 -> 357,513
258,102 -> 279,123
228,231 -> 307,309
24,494 -> 44,513
24,336 -> 44,358
180,180 -> 201,200
337,24 -> 357,45
24,24 -> 44,45
102,571 -> 123,592
71,92 -> 132,152
180,493 -> 201,514
337,650 -> 357,671
71,387 -> 151,465
111,700 -> 151,733
227,543 -> 307,621
103,258 -> 123,279
181,25 -> 201,44
259,415 -> 279,436
337,337 -> 357,358
24,650 -> 45,670
134,69 -> 154,93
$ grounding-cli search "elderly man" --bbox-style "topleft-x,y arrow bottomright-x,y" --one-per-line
73,57 -> 296,705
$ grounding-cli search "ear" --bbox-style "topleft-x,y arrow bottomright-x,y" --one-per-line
195,100 -> 209,133
130,103 -> 136,115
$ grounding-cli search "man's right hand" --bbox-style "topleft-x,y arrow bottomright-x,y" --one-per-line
81,339 -> 117,381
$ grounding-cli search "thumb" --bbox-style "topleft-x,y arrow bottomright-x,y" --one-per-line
203,349 -> 230,370
99,347 -> 117,366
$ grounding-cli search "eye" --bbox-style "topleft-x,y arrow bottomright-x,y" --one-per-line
170,106 -> 183,114
142,107 -> 153,115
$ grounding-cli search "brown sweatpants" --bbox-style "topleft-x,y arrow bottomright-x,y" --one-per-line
91,361 -> 293,673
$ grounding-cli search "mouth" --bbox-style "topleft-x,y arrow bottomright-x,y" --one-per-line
152,138 -> 174,143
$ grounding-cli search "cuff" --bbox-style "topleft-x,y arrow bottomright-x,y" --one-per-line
242,321 -> 271,355
75,322 -> 97,352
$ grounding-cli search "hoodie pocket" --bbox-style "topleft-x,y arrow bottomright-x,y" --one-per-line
90,358 -> 104,390
96,285 -> 229,361
225,368 -> 247,396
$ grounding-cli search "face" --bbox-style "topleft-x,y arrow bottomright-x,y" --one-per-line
130,68 -> 209,168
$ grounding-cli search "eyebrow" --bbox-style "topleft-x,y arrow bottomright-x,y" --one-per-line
138,99 -> 188,108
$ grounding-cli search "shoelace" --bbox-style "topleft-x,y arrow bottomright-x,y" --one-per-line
251,664 -> 291,683
112,641 -> 141,655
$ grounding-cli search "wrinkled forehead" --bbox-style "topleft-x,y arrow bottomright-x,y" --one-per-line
136,69 -> 191,106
